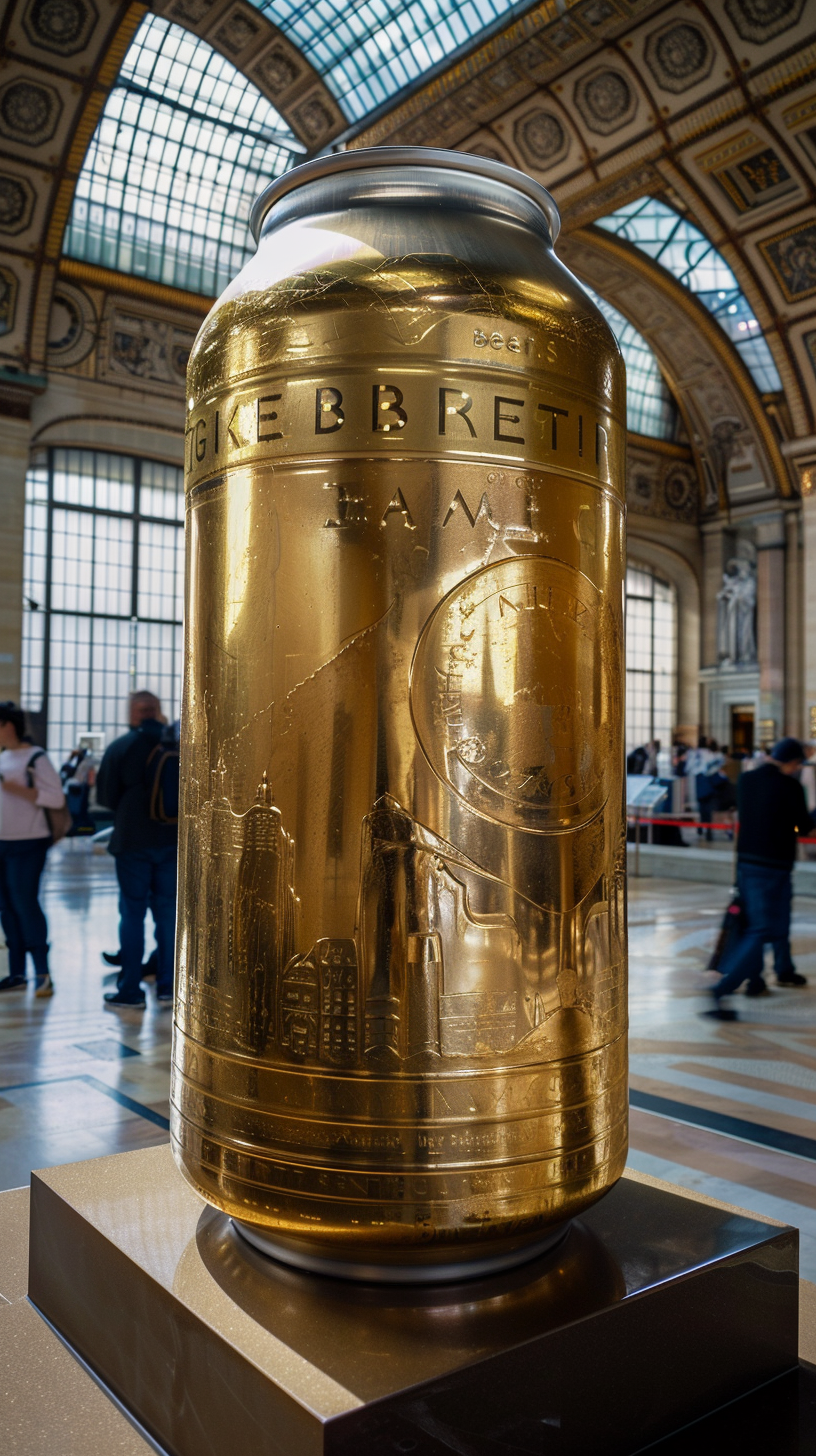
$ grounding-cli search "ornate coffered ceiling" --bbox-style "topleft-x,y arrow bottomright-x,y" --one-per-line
352,0 -> 816,478
0,0 -> 344,383
0,0 -> 814,511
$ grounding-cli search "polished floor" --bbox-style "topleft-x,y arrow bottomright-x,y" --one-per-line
3,843 -> 816,1276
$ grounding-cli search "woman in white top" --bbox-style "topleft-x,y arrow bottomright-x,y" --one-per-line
0,703 -> 65,996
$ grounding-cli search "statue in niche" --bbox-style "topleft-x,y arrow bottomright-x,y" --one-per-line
717,556 -> 757,665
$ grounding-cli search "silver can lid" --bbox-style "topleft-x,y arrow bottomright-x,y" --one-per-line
250,146 -> 561,245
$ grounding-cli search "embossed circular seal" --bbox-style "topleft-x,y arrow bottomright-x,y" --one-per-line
411,557 -> 614,830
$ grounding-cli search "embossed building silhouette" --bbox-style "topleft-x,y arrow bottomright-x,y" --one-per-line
277,796 -> 523,1069
233,772 -> 295,1053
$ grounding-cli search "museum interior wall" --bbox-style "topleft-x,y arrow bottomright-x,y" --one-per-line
0,0 -> 814,755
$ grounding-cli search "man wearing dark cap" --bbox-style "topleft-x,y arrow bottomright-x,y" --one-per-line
711,737 -> 814,1018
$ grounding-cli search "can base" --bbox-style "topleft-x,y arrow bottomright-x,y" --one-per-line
231,1220 -> 571,1284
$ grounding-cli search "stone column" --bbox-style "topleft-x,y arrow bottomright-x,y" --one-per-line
701,519 -> 724,670
785,507 -> 803,737
803,477 -> 816,743
0,412 -> 32,703
755,512 -> 785,745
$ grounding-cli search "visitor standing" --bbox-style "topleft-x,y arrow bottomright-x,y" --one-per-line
96,691 -> 178,1009
0,702 -> 64,996
696,747 -> 728,842
710,737 -> 814,1018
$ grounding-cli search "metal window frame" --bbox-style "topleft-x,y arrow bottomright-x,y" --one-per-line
625,565 -> 677,749
22,447 -> 184,756
64,14 -> 300,295
252,0 -> 530,124
583,285 -> 676,440
596,196 -> 782,395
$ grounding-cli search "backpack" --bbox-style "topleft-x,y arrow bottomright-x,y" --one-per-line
144,739 -> 180,824
26,751 -> 73,844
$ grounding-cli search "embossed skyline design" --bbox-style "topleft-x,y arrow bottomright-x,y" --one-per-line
185,760 -> 296,1055
184,776 -> 621,1071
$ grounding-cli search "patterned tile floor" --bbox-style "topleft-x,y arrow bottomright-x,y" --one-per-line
3,844 -> 816,1275
0,841 -> 173,1193
627,875 -> 816,1280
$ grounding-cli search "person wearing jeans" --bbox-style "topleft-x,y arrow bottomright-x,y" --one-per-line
114,845 -> 177,1004
711,737 -> 814,1019
0,702 -> 65,997
96,692 -> 177,1009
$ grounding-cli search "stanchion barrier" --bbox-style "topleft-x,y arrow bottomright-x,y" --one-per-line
625,812 -> 816,843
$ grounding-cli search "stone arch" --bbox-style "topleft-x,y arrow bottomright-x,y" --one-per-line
558,226 -> 794,512
350,1 -> 816,460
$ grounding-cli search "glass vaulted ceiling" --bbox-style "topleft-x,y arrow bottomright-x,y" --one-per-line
595,197 -> 782,395
249,0 -> 526,121
584,288 -> 676,440
64,15 -> 301,296
64,4 -> 527,293
62,5 -> 685,431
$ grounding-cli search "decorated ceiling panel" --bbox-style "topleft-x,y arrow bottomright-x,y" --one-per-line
0,0 -> 814,510
361,0 -> 816,479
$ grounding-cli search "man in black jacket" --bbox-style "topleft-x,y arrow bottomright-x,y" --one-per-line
711,737 -> 814,1018
96,692 -> 176,1009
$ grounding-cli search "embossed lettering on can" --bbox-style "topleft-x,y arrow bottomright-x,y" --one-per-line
172,148 -> 628,1277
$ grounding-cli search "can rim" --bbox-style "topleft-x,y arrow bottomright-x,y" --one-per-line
250,146 -> 561,245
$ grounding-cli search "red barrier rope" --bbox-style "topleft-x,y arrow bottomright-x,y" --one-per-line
627,812 -> 816,843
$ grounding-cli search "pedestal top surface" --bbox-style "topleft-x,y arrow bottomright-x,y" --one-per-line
30,1144 -> 794,1416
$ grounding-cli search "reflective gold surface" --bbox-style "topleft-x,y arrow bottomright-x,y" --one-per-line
172,149 -> 628,1273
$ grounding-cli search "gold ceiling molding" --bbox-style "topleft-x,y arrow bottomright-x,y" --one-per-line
59,257 -> 213,317
558,162 -> 662,233
348,0 -> 655,150
42,6 -> 149,268
626,432 -> 693,460
753,39 -> 816,102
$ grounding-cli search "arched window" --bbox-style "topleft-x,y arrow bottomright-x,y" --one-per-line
583,286 -> 676,439
595,196 -> 782,394
64,15 -> 300,295
626,562 -> 677,754
21,449 -> 184,760
248,0 -> 523,121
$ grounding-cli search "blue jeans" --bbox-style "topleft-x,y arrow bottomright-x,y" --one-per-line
115,847 -> 177,998
0,837 -> 50,981
715,862 -> 794,997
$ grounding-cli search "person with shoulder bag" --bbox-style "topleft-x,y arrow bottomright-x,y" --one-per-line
710,738 -> 815,1018
0,702 -> 67,997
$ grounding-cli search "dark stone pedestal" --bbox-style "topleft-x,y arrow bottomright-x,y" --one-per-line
649,1365 -> 816,1454
28,1147 -> 798,1456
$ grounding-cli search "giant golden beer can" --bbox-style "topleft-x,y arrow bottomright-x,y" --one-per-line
172,148 -> 628,1279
